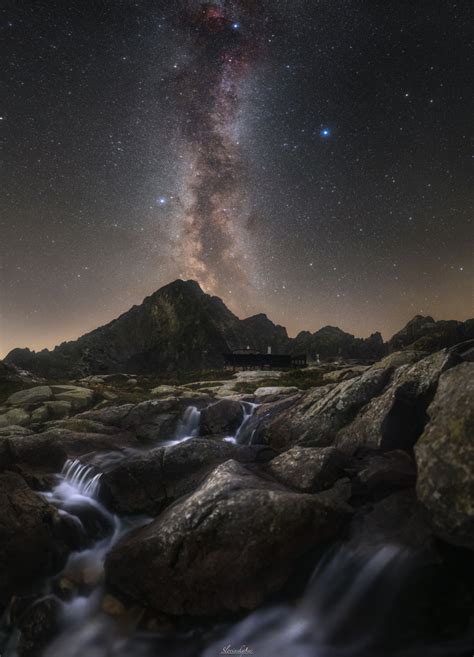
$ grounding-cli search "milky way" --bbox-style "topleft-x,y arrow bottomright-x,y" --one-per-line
2,1 -> 473,355
171,1 -> 266,302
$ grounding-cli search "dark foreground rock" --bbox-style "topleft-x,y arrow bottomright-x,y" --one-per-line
0,472 -> 78,604
350,490 -> 435,554
199,399 -> 244,436
267,446 -> 347,493
105,460 -> 351,615
100,438 -> 274,515
261,367 -> 392,451
415,362 -> 474,549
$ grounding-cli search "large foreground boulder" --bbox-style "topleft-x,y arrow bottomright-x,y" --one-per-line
100,438 -> 274,515
0,472 -> 77,603
415,362 -> 474,549
200,399 -> 244,436
105,460 -> 351,615
261,367 -> 392,450
79,397 -> 211,441
336,349 -> 458,454
267,446 -> 346,493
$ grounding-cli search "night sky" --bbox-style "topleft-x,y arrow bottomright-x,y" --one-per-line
1,1 -> 473,357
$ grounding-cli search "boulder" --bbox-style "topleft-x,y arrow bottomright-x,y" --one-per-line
200,399 -> 244,436
415,362 -> 474,549
322,366 -> 369,383
105,460 -> 351,616
0,472 -> 77,603
350,490 -> 434,554
0,425 -> 33,437
1,433 -> 66,472
254,386 -> 300,402
79,397 -> 211,441
336,349 -> 459,455
262,367 -> 392,451
16,596 -> 60,657
268,446 -> 346,493
371,350 -> 428,370
150,385 -> 182,396
354,450 -> 416,495
0,407 -> 30,428
100,438 -> 274,515
44,400 -> 72,419
30,406 -> 49,423
54,386 -> 94,411
7,386 -> 53,407
3,428 -> 138,473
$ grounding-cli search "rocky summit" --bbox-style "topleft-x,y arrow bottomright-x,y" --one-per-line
7,279 -> 472,380
0,337 -> 473,656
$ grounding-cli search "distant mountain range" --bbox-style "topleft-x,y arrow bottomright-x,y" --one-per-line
5,280 -> 474,378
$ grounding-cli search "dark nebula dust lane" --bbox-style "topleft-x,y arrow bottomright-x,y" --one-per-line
1,0 -> 473,354
171,1 -> 268,302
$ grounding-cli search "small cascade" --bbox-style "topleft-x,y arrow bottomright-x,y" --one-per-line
174,405 -> 201,441
62,459 -> 102,498
233,402 -> 258,444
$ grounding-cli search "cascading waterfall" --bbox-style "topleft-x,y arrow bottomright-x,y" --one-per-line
173,401 -> 259,446
61,459 -> 102,497
174,405 -> 201,442
235,402 -> 258,444
3,411 -> 469,657
223,401 -> 258,445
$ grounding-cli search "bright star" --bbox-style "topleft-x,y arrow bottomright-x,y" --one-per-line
320,128 -> 330,138
157,196 -> 167,206
231,22 -> 240,30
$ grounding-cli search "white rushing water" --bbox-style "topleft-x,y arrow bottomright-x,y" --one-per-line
61,459 -> 103,497
172,405 -> 202,444
224,402 -> 258,444
5,408 -> 465,657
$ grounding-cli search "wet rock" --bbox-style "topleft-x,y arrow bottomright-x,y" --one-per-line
10,464 -> 57,491
254,386 -> 300,402
60,497 -> 115,542
354,450 -> 417,496
151,385 -> 183,396
0,472 -> 76,603
371,350 -> 428,370
3,427 -> 138,473
49,417 -> 121,435
105,459 -> 351,616
268,446 -> 346,493
350,490 -> 434,554
415,362 -> 474,549
80,397 -> 211,441
336,349 -> 459,455
7,386 -> 53,407
30,406 -> 49,423
53,386 -> 94,411
45,401 -> 72,420
73,404 -> 134,427
100,438 -> 273,515
239,393 -> 303,445
0,425 -> 34,437
200,399 -> 244,436
262,367 -> 391,451
2,433 -> 67,472
322,366 -> 370,383
0,407 -> 30,428
16,595 -> 60,657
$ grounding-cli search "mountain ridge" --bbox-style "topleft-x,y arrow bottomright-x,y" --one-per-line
5,279 -> 474,378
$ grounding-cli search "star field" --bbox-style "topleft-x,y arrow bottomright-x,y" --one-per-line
1,0 -> 473,356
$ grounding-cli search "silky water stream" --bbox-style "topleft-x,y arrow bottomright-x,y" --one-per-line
2,402 -> 471,657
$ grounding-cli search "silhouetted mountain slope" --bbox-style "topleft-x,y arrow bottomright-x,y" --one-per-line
5,281 -> 472,377
388,315 -> 474,352
5,281 -> 290,377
